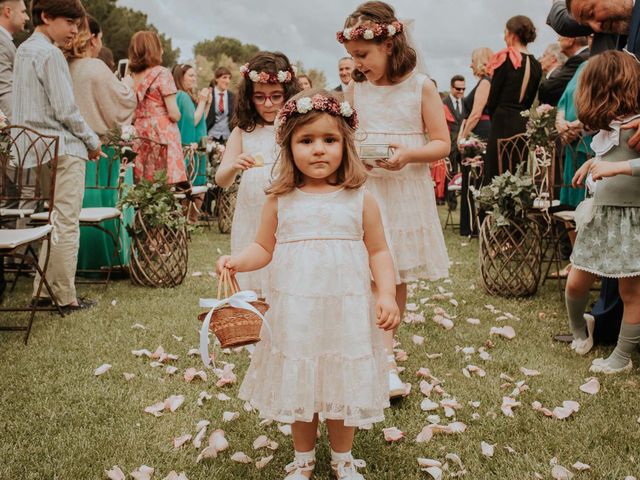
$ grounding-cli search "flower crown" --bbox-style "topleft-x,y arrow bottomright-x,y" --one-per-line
275,94 -> 358,139
240,64 -> 297,84
336,21 -> 403,43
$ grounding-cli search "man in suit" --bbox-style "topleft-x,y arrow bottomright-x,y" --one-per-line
539,43 -> 567,79
442,75 -> 466,209
0,0 -> 29,119
206,67 -> 234,145
538,35 -> 589,106
548,0 -> 621,54
334,57 -> 354,92
0,0 -> 29,302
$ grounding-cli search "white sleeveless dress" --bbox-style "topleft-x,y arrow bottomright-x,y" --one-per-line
238,187 -> 389,427
354,71 -> 449,283
230,125 -> 278,297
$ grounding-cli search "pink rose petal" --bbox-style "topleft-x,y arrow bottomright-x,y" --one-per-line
130,465 -> 154,480
579,378 -> 600,395
256,455 -> 274,469
382,427 -> 405,442
94,364 -> 112,376
231,452 -> 253,463
416,426 -> 434,443
105,466 -> 126,480
173,434 -> 192,449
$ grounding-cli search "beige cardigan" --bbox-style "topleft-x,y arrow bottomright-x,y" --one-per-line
69,57 -> 136,136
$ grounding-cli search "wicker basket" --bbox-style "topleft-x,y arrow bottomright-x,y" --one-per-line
479,214 -> 542,297
198,269 -> 269,348
216,184 -> 238,234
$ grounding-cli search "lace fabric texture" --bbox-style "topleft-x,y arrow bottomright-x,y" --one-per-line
231,125 -> 279,296
239,188 -> 389,427
354,72 -> 449,283
571,205 -> 640,278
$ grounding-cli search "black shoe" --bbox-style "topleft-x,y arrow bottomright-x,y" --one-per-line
60,297 -> 96,314
30,297 -> 53,307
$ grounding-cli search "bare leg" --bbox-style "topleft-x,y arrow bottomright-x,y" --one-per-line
327,420 -> 365,478
288,415 -> 319,479
564,268 -> 597,341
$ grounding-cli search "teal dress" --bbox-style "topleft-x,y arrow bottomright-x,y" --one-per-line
177,91 -> 208,186
558,62 -> 592,207
77,146 -> 134,270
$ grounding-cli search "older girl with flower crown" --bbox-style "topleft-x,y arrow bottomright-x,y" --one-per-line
338,1 -> 450,398
215,51 -> 300,298
217,89 -> 399,480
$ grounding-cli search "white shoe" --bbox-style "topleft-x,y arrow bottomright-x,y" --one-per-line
284,458 -> 315,479
589,359 -> 633,375
332,456 -> 366,479
389,370 -> 405,399
571,314 -> 596,355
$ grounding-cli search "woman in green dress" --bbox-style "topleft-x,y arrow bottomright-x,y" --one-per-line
556,62 -> 593,207
173,64 -> 212,222
64,16 -> 137,272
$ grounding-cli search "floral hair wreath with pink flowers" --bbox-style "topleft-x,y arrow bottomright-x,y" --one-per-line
275,94 -> 358,139
336,21 -> 403,43
240,63 -> 297,84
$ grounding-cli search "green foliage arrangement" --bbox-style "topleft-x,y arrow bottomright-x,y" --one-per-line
521,104 -> 558,150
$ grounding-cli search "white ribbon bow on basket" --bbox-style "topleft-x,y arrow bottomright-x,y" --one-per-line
199,272 -> 271,367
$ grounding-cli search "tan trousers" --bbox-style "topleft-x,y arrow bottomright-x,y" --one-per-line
33,155 -> 86,305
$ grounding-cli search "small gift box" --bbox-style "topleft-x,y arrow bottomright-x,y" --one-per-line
359,144 -> 392,167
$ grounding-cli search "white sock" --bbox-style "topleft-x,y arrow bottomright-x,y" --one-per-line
294,448 -> 316,464
331,449 -> 352,463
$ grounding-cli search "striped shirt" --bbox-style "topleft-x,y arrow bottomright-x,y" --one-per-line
12,31 -> 99,167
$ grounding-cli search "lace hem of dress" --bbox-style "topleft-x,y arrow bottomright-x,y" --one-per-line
570,264 -> 640,279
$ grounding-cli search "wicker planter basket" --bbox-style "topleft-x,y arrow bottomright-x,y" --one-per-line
129,210 -> 188,288
479,214 -> 542,297
215,184 -> 238,234
198,270 -> 269,348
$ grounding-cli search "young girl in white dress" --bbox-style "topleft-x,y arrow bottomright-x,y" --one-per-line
217,89 -> 400,480
215,51 -> 300,298
338,1 -> 451,397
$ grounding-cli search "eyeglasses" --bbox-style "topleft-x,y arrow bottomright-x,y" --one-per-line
453,87 -> 466,92
252,93 -> 285,105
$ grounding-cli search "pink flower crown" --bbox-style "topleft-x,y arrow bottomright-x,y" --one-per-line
336,21 -> 403,43
275,94 -> 358,139
240,64 -> 297,84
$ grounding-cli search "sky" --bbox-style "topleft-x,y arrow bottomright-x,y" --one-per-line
118,0 -> 559,88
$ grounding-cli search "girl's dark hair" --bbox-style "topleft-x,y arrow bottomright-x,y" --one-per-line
575,50 -> 640,131
234,51 -> 301,132
267,89 -> 368,196
343,1 -> 417,83
31,0 -> 85,27
87,15 -> 100,36
506,15 -> 537,45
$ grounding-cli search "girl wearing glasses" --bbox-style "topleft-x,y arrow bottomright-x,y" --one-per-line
215,51 -> 300,298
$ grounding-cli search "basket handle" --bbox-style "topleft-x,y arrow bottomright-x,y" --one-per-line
217,268 -> 242,299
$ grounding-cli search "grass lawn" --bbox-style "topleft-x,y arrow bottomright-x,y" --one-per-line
1,207 -> 639,480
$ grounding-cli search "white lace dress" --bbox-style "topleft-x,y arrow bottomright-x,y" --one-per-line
238,187 -> 389,427
230,125 -> 279,297
354,71 -> 449,283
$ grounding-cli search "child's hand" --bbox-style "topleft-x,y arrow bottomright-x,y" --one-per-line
216,255 -> 237,275
376,294 -> 401,331
233,154 -> 256,171
378,144 -> 409,171
572,159 -> 593,187
590,160 -> 630,180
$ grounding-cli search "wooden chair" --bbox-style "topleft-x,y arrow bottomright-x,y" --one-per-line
0,125 -> 64,344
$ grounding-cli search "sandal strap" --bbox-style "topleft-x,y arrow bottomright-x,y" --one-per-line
285,458 -> 315,477
332,457 -> 366,478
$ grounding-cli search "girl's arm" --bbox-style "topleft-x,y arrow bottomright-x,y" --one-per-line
214,127 -> 256,188
362,191 -> 400,331
217,195 -> 278,274
460,79 -> 490,139
382,79 -> 450,170
164,94 -> 181,122
590,159 -> 639,180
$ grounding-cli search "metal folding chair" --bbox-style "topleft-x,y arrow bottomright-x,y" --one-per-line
0,125 -> 64,343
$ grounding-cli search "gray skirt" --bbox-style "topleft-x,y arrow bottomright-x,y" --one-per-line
571,204 -> 640,278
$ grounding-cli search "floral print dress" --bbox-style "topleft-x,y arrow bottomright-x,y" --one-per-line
133,65 -> 186,184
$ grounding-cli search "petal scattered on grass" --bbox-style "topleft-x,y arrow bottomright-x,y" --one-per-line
481,441 -> 495,458
422,466 -> 443,480
416,426 -> 434,443
130,465 -> 155,480
162,472 -> 188,480
166,366 -> 178,375
551,464 -> 574,479
277,424 -> 292,436
434,315 -> 454,330
579,377 -> 600,395
231,452 -> 252,463
417,458 -> 442,468
197,391 -> 212,406
572,462 -> 591,471
184,368 -> 207,383
223,411 -> 240,422
94,364 -> 112,376
187,348 -> 200,356
256,455 -> 274,469
105,466 -> 126,480
412,335 -> 425,346
131,323 -> 146,330
421,399 -> 439,411
501,397 -> 521,417
173,434 -> 192,449
466,318 -> 481,325
520,367 -> 541,377
123,373 -> 135,381
490,326 -> 516,340
382,427 -> 405,442
216,393 -> 231,401
172,335 -> 183,342
196,445 -> 217,463
210,429 -> 229,453
132,349 -> 152,358
253,435 -> 278,451
165,395 -> 185,412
